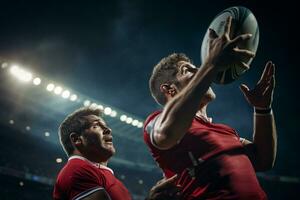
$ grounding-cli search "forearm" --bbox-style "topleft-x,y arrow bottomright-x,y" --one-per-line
156,62 -> 217,148
252,110 -> 277,171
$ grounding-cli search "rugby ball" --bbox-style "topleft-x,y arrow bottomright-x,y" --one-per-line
201,6 -> 259,84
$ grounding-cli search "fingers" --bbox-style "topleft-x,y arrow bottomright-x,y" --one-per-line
224,16 -> 232,36
263,75 -> 275,96
237,61 -> 250,70
233,47 -> 255,62
228,34 -> 252,49
154,174 -> 178,191
239,84 -> 250,96
268,63 -> 275,77
259,61 -> 273,83
208,28 -> 219,39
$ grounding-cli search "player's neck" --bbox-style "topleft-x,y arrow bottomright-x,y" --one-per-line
196,104 -> 211,122
100,161 -> 108,166
72,151 -> 108,166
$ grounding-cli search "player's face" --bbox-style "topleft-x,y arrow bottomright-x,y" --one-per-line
176,61 -> 216,102
176,61 -> 198,88
81,115 -> 116,161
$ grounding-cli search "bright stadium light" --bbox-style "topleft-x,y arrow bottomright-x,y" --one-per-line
33,77 -> 41,85
10,65 -> 20,74
56,158 -> 63,163
132,119 -> 139,126
110,110 -> 117,117
120,115 -> 127,122
19,181 -> 24,187
83,100 -> 91,107
1,62 -> 8,69
62,90 -> 70,99
54,86 -> 63,95
10,65 -> 32,82
90,103 -> 97,108
104,107 -> 112,115
90,103 -> 98,109
45,132 -> 50,137
137,122 -> 143,128
46,83 -> 55,91
97,104 -> 104,110
126,117 -> 133,124
70,94 -> 77,101
25,126 -> 31,131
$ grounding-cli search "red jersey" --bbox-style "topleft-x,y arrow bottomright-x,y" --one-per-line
53,155 -> 131,200
144,111 -> 267,200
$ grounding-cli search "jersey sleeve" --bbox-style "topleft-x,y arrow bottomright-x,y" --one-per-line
143,111 -> 162,149
69,165 -> 106,200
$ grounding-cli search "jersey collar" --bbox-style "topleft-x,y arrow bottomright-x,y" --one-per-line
68,155 -> 114,174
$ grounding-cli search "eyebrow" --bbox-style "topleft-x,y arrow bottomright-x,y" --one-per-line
91,119 -> 107,126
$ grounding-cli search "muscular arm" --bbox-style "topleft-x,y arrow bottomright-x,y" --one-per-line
243,112 -> 277,171
153,17 -> 254,149
154,63 -> 217,149
240,62 -> 277,171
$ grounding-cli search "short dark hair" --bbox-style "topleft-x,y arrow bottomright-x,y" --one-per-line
149,53 -> 192,105
58,107 -> 102,156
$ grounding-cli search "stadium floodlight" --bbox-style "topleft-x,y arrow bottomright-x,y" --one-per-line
10,65 -> 32,82
70,94 -> 77,101
46,83 -> 55,91
83,100 -> 91,107
137,122 -> 143,128
10,65 -> 19,74
62,90 -> 70,99
90,103 -> 97,108
97,104 -> 104,110
132,119 -> 139,126
126,117 -> 133,124
56,158 -> 63,163
120,115 -> 127,121
45,132 -> 50,137
33,77 -> 41,85
110,110 -> 117,117
54,86 -> 63,95
104,107 -> 112,115
1,62 -> 8,69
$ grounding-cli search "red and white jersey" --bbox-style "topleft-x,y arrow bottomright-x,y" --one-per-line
144,111 -> 267,200
53,155 -> 131,200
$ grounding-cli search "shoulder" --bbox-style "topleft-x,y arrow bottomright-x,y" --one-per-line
61,158 -> 107,186
144,110 -> 162,134
54,158 -> 108,200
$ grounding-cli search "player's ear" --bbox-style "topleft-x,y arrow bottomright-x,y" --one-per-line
70,132 -> 82,147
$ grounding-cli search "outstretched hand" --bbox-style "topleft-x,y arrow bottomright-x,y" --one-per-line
146,174 -> 181,200
240,61 -> 275,108
206,16 -> 255,71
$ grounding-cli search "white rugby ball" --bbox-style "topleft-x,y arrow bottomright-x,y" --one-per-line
201,6 -> 259,84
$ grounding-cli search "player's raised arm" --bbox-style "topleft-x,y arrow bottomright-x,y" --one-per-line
152,17 -> 255,149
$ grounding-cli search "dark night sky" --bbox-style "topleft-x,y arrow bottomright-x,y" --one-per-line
0,0 -> 298,177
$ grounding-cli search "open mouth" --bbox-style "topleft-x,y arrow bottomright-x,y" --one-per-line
104,137 -> 113,144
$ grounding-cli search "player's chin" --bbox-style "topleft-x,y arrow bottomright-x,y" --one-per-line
203,88 -> 216,102
105,145 -> 116,155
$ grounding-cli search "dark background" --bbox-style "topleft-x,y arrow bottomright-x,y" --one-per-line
0,0 -> 298,199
